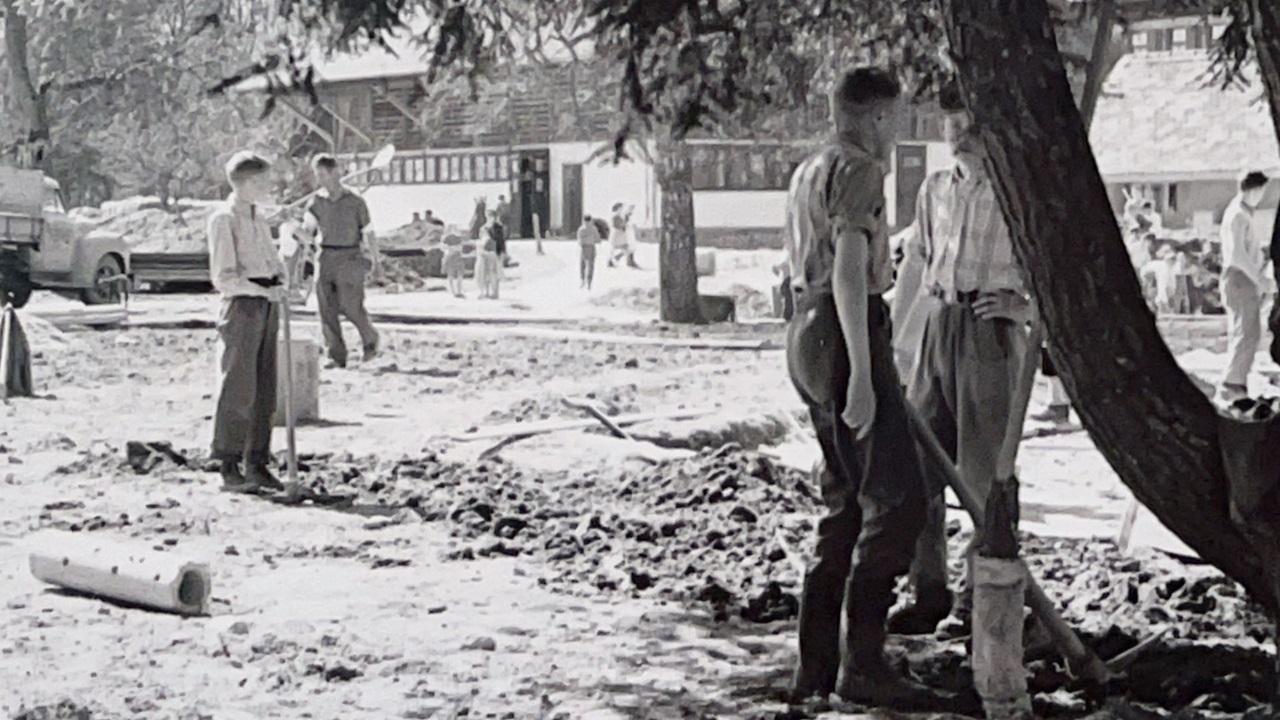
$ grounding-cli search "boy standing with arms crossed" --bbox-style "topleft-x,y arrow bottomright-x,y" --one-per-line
208,152 -> 288,494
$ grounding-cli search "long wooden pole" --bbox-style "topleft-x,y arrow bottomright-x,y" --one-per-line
906,405 -> 1112,682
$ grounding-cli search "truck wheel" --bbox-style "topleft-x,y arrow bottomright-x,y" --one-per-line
81,254 -> 125,305
0,284 -> 33,309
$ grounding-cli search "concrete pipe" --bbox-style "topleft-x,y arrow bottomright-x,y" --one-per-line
29,534 -> 211,616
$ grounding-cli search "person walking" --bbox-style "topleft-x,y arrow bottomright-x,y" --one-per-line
578,214 -> 601,289
607,203 -> 639,268
1218,170 -> 1270,402
207,151 -> 288,494
889,85 -> 1033,639
785,66 -> 937,709
302,154 -> 381,370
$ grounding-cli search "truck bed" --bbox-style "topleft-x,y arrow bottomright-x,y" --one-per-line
131,252 -> 210,285
0,212 -> 43,246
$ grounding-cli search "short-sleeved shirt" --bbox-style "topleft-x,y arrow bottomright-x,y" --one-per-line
306,186 -> 370,249
784,138 -> 892,299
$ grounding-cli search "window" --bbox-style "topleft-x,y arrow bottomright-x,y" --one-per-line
750,154 -> 768,191
497,156 -> 510,181
390,158 -> 403,184
43,186 -> 65,214
691,146 -> 716,190
426,156 -> 437,182
1132,32 -> 1148,50
461,156 -> 472,182
449,156 -> 460,182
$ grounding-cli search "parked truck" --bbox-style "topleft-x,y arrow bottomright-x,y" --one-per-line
0,167 -> 131,308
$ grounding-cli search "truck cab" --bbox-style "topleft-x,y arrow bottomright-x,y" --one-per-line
0,168 -> 130,308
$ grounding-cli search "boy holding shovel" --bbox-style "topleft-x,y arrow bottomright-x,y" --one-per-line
207,151 -> 287,494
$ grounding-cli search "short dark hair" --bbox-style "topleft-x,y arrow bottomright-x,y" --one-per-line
311,154 -> 339,171
938,81 -> 965,113
583,214 -> 592,221
1241,171 -> 1268,192
832,67 -> 900,109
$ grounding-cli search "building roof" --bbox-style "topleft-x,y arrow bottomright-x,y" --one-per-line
1090,51 -> 1280,180
236,21 -> 591,92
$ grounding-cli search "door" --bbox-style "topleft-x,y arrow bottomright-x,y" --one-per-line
517,149 -> 551,239
30,184 -> 75,278
894,144 -> 928,229
562,163 -> 584,235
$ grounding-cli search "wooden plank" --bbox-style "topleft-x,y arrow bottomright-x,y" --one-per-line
30,307 -> 128,329
372,85 -> 429,134
320,102 -> 375,148
452,408 -> 717,442
424,323 -> 781,350
277,97 -> 335,148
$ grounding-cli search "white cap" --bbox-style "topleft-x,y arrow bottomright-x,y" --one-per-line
224,150 -> 271,182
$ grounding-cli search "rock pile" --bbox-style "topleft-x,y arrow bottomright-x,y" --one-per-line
71,201 -> 219,254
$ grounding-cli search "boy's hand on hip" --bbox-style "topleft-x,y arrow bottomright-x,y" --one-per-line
974,291 -> 1030,322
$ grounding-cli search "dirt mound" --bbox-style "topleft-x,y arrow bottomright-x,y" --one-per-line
51,440 -> 1280,716
72,201 -> 219,254
591,283 -> 774,320
369,256 -> 429,291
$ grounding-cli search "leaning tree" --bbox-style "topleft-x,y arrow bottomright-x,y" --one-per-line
234,0 -> 1280,611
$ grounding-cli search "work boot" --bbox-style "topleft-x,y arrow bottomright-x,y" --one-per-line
245,463 -> 284,492
363,338 -> 380,362
324,356 -> 347,370
887,587 -> 954,636
1030,404 -> 1070,423
836,658 -> 946,712
219,460 -> 259,494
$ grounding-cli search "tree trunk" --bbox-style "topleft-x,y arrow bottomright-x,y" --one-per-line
3,0 -> 51,170
1250,0 -> 1280,364
941,0 -> 1280,613
656,139 -> 703,324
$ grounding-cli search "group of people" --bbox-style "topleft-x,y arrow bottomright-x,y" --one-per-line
207,152 -> 383,494
782,64 -> 1280,709
406,203 -> 509,299
575,202 -> 639,289
782,68 -> 1036,708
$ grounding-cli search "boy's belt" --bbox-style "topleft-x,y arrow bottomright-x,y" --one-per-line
929,287 -> 981,305
319,245 -> 360,251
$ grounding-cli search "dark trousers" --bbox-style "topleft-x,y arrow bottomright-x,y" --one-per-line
1272,258 -> 1280,364
317,249 -> 378,363
212,297 -> 279,465
580,244 -> 597,287
788,294 -> 928,694
907,301 -> 1027,608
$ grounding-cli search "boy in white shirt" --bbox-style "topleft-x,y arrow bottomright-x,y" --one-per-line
207,151 -> 288,494
1219,171 -> 1270,402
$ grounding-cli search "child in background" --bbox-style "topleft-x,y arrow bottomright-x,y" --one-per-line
477,230 -> 501,299
443,232 -> 465,298
1141,245 -> 1180,315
